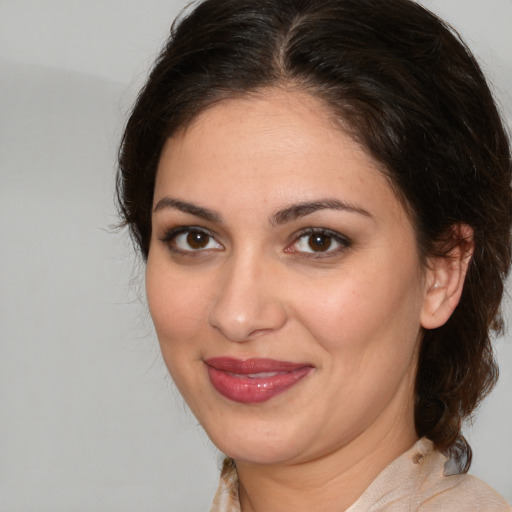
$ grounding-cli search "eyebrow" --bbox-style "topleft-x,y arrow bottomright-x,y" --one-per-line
271,199 -> 372,225
152,196 -> 372,225
153,197 -> 223,223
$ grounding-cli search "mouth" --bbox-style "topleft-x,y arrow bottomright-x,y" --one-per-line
204,357 -> 314,404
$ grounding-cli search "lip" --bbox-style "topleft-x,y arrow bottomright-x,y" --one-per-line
204,357 -> 314,404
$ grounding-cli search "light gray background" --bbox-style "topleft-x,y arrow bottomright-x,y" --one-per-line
0,1 -> 510,510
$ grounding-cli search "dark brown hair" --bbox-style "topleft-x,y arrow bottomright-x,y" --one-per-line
117,0 -> 511,469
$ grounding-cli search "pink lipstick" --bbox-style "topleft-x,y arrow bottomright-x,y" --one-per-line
205,357 -> 313,404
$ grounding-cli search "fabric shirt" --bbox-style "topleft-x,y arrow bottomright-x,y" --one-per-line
210,438 -> 511,511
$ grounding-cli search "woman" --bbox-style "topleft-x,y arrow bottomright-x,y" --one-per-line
117,0 -> 511,509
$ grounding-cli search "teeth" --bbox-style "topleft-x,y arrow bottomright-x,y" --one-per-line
227,371 -> 282,379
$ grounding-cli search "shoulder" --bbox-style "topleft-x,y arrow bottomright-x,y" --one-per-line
416,472 -> 512,511
348,438 -> 511,512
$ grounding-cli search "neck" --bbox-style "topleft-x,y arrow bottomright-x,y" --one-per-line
236,408 -> 417,512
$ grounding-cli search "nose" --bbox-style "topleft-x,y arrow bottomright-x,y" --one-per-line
207,255 -> 287,342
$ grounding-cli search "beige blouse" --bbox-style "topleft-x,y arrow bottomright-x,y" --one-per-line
210,438 -> 511,511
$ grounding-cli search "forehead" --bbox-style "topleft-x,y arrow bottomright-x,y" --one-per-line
158,90 -> 375,180
154,89 -> 408,227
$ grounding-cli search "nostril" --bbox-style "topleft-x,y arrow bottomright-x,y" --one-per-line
207,258 -> 288,342
208,295 -> 287,343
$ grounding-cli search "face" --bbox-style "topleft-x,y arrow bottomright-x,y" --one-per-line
146,90 -> 432,466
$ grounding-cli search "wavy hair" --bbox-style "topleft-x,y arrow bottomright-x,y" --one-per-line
117,0 -> 512,470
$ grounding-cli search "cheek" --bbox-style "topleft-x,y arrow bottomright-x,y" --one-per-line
291,260 -> 424,365
145,262 -> 214,404
145,262 -> 209,344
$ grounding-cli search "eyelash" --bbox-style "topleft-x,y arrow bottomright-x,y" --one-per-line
159,226 -> 351,258
159,226 -> 222,255
286,228 -> 351,258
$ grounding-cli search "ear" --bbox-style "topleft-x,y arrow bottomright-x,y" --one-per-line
420,224 -> 474,330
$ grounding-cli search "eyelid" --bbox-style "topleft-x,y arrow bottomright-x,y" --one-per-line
158,225 -> 350,258
286,227 -> 351,257
159,226 -> 224,254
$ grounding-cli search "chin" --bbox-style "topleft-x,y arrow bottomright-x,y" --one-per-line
202,415 -> 308,465
218,437 -> 301,465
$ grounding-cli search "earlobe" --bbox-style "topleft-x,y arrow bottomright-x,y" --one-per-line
420,224 -> 474,330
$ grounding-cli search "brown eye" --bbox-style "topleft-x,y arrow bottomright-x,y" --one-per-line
167,229 -> 223,252
187,231 -> 210,249
289,229 -> 350,256
308,233 -> 333,252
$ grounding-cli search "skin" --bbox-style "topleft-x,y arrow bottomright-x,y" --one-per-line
146,89 -> 470,511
